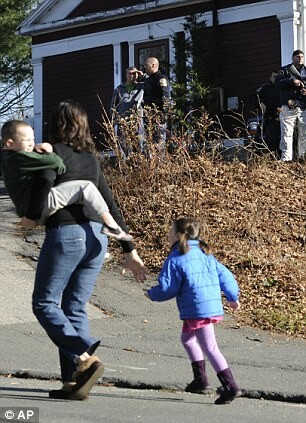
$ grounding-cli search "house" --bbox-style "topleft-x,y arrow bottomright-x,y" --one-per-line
18,0 -> 305,143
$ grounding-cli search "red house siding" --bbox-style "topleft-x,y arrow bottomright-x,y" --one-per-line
43,45 -> 113,144
216,16 -> 280,136
217,16 -> 281,105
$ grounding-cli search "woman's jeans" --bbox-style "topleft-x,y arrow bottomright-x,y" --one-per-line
32,222 -> 107,382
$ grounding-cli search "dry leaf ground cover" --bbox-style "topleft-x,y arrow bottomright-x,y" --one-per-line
102,153 -> 306,339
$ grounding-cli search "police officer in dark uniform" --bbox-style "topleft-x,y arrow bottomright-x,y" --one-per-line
274,49 -> 306,161
143,57 -> 170,111
142,57 -> 170,145
256,71 -> 281,154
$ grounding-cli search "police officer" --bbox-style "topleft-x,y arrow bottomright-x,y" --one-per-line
256,71 -> 281,155
143,57 -> 170,112
142,57 -> 170,146
275,49 -> 306,161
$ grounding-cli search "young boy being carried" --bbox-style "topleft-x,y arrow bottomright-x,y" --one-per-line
1,120 -> 132,241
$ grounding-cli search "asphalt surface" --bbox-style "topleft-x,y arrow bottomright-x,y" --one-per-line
0,178 -> 305,405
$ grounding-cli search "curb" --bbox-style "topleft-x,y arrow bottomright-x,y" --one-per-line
1,370 -> 305,405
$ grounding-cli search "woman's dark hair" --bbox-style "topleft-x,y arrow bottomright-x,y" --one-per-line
174,217 -> 210,255
49,100 -> 95,153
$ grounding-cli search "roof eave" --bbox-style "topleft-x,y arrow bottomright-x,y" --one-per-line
17,0 -> 206,36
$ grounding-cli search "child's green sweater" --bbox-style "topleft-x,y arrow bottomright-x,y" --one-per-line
1,150 -> 66,217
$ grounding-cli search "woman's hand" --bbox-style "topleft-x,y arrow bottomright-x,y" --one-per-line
34,142 -> 53,153
20,216 -> 38,229
122,249 -> 148,282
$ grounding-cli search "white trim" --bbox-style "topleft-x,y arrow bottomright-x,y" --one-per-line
19,0 -> 291,36
113,44 -> 122,89
40,0 -> 82,23
277,2 -> 304,65
31,58 -> 44,143
219,0 -> 292,24
19,0 -> 206,35
18,0 -> 83,28
301,1 -> 306,54
169,37 -> 176,82
31,17 -> 188,59
129,44 -> 135,71
30,1 -> 295,61
278,13 -> 299,65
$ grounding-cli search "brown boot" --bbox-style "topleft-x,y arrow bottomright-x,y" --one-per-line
215,368 -> 242,404
70,358 -> 104,400
72,355 -> 101,381
185,360 -> 214,395
49,382 -> 88,400
63,355 -> 104,400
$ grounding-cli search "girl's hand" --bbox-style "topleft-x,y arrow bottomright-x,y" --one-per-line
227,300 -> 240,311
34,142 -> 53,153
143,287 -> 151,299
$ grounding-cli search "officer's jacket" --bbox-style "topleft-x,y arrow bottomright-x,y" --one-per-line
143,71 -> 170,112
256,82 -> 280,119
275,64 -> 306,107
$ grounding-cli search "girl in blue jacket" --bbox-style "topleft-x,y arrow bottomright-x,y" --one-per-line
146,217 -> 242,404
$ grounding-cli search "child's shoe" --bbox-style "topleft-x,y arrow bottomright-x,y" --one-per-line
215,368 -> 242,404
185,360 -> 214,395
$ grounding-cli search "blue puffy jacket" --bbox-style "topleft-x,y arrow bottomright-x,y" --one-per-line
147,240 -> 239,320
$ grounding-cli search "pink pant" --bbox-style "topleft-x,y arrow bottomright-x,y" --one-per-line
181,323 -> 228,373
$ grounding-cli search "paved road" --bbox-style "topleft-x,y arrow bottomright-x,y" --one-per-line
0,178 -> 305,423
1,377 -> 305,423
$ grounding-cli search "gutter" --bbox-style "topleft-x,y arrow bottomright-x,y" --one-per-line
17,0 -> 206,36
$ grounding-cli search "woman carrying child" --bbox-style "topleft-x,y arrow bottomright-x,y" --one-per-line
23,100 -> 146,400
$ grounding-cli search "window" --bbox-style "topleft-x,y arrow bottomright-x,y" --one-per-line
134,39 -> 169,75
